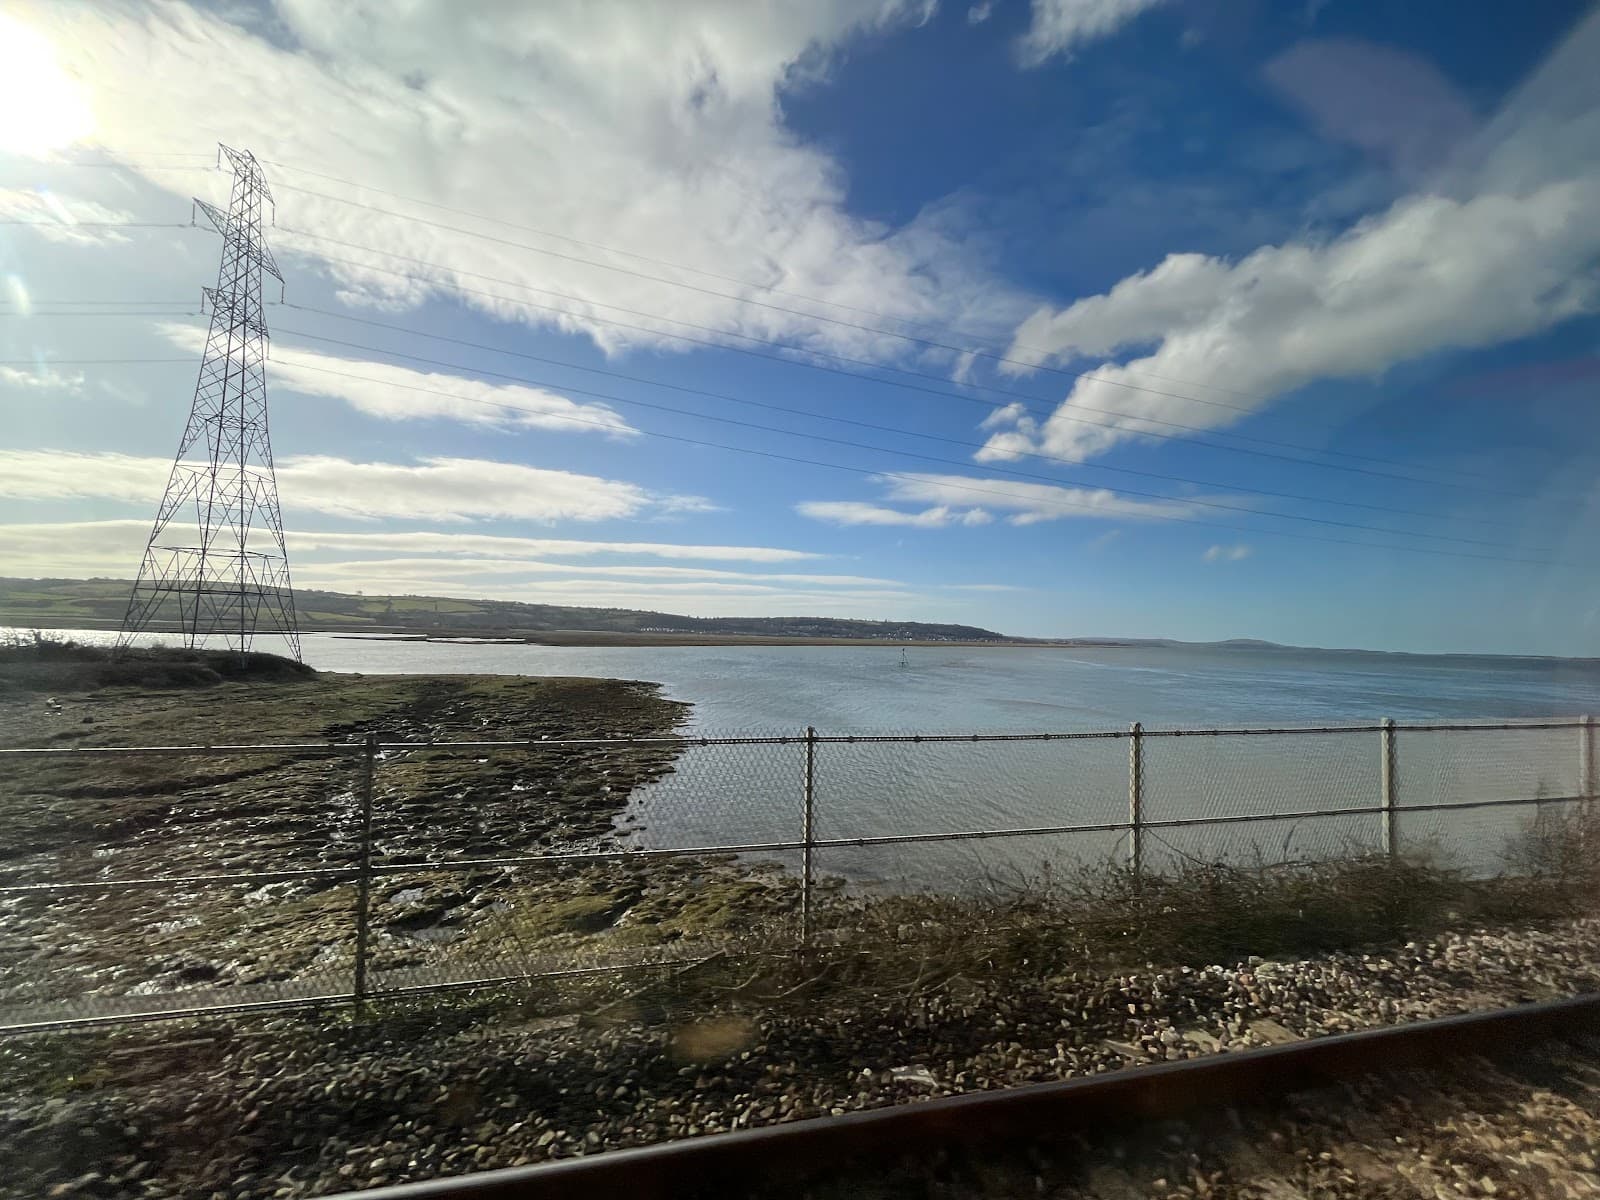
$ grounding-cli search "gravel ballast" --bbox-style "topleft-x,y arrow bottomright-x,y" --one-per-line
3,916 -> 1598,1199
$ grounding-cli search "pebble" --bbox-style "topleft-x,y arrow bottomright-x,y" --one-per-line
2,917 -> 1598,1200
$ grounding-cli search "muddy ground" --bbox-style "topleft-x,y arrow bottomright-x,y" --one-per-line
0,669 -> 798,1014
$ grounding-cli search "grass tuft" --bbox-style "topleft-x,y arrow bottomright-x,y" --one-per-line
0,632 -> 313,694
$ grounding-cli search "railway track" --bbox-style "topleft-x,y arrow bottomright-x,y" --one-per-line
330,994 -> 1600,1200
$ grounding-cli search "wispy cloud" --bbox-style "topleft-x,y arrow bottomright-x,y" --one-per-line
0,364 -> 84,392
0,520 -> 921,620
0,187 -> 134,245
1015,0 -> 1172,67
878,474 -> 1204,525
0,520 -> 825,573
796,500 -> 993,528
802,476 -> 1204,527
160,324 -> 637,437
0,450 -> 709,524
277,529 -> 822,563
1203,543 -> 1252,562
293,556 -> 894,588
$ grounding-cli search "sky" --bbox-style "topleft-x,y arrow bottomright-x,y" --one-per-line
2,0 -> 1599,655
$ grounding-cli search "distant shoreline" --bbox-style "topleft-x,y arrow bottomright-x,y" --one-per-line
0,616 -> 1122,648
6,610 -> 1595,662
330,629 -> 1125,649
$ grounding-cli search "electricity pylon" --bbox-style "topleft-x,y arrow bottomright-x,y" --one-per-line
119,145 -> 301,660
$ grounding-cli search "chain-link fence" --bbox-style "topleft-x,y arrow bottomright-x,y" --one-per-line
2,718 -> 1594,1031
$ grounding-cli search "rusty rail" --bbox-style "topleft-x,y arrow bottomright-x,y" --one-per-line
325,993 -> 1600,1199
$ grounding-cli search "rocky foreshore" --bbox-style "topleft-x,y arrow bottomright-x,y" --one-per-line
1,669 -> 734,1012
4,916 -> 1597,1199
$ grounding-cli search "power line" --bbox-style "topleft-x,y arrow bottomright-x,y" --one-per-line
0,328 -> 1560,561
279,226 -> 1325,441
271,183 -> 1393,424
0,287 -> 1541,504
267,269 -> 1522,497
0,309 -> 199,318
59,150 -> 1418,432
265,347 -> 1536,553
0,198 -> 1521,488
0,347 -> 1504,531
266,308 -> 1520,527
0,358 -> 191,364
246,344 -> 1565,568
4,261 -> 1499,494
28,152 -> 1563,501
252,326 -> 1548,556
0,220 -> 190,229
258,160 -> 1316,410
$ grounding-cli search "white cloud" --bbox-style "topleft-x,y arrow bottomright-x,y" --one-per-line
967,2 -> 994,25
0,450 -> 707,523
277,529 -> 822,563
160,324 -> 636,436
288,556 -> 895,588
878,473 -> 1203,524
796,500 -> 993,528
295,578 -> 923,618
0,520 -> 921,619
0,187 -> 135,245
1016,0 -> 1171,67
0,364 -> 85,392
12,1 -> 1032,365
0,521 -> 826,579
278,455 -> 698,522
1203,543 -> 1252,562
987,9 -> 1600,463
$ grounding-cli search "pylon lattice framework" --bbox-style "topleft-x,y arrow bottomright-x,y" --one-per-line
119,145 -> 302,660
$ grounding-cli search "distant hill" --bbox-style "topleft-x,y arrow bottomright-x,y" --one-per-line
0,577 -> 1010,644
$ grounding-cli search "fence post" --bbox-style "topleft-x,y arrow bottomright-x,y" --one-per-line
1380,718 -> 1398,860
1127,722 -> 1143,879
353,731 -> 377,1016
1581,715 -> 1596,814
801,726 -> 816,946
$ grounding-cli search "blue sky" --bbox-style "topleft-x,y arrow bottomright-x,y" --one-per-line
2,0 -> 1598,654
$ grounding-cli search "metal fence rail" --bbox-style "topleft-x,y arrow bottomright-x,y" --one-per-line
0,717 -> 1593,1032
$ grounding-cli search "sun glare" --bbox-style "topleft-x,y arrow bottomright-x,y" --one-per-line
0,15 -> 94,155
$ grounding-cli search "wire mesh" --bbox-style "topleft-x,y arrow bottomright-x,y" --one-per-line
811,735 -> 1127,890
624,740 -> 806,851
1,722 -> 1588,1030
351,739 -> 805,991
1396,723 -> 1582,806
0,747 -> 362,1025
1141,729 -> 1380,866
1143,812 -> 1381,874
813,830 -> 1128,899
1392,723 -> 1584,874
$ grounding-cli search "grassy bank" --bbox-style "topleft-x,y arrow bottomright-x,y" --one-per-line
0,633 -> 314,693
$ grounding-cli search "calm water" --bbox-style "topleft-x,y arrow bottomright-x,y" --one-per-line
201,633 -> 1600,730
19,630 -> 1600,885
27,628 -> 1600,730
